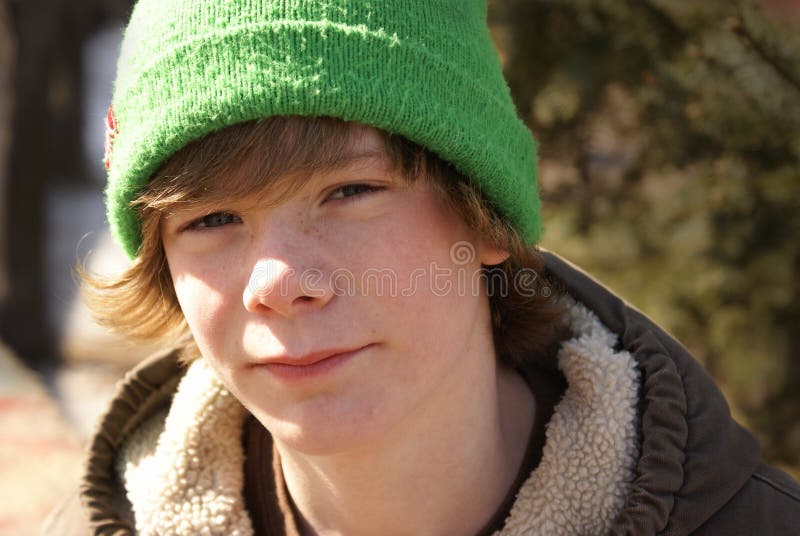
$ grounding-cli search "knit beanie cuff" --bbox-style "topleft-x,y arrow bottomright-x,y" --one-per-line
107,4 -> 541,258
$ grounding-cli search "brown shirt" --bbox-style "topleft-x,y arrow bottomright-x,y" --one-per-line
242,363 -> 566,536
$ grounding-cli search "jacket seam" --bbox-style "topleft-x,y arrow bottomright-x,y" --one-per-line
642,325 -> 689,536
752,472 -> 800,502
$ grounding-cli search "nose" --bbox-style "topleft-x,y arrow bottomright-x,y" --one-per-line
243,258 -> 334,317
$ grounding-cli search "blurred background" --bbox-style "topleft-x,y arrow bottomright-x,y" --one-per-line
0,0 -> 799,532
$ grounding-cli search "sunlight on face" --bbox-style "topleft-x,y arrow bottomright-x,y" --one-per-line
161,127 -> 504,455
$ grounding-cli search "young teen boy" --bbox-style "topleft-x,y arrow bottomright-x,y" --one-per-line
49,0 -> 800,534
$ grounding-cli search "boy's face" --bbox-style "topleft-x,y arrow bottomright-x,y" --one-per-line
161,127 -> 508,454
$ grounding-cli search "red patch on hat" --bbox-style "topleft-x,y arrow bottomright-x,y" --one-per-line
103,105 -> 118,170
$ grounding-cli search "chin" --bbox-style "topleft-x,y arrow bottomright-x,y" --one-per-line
273,427 -> 366,456
254,397 -> 393,456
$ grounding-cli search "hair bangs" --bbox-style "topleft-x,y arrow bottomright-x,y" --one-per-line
132,116 -> 406,219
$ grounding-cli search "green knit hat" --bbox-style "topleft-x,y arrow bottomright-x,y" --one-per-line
105,0 -> 541,258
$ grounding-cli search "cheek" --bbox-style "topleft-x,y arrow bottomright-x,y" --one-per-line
365,242 -> 485,367
171,267 -> 240,352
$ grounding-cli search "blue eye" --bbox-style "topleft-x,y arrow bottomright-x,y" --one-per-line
185,212 -> 241,230
326,183 -> 382,202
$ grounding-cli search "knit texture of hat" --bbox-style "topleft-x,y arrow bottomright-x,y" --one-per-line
106,0 -> 541,258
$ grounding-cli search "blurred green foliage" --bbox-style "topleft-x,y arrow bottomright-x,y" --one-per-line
489,0 -> 800,477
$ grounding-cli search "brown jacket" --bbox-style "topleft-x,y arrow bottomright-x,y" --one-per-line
45,251 -> 800,535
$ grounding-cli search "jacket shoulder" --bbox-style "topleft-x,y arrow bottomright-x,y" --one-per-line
691,462 -> 800,535
540,250 -> 795,534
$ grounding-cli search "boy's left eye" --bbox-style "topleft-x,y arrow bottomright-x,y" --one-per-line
183,211 -> 242,231
325,183 -> 383,202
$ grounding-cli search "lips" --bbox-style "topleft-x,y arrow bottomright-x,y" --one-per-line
249,345 -> 371,381
254,346 -> 363,366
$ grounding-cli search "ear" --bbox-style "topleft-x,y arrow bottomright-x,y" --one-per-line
477,238 -> 510,266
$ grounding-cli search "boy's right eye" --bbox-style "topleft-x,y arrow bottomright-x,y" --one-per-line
183,211 -> 242,231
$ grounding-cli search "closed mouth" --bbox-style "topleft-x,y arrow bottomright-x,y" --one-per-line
249,344 -> 373,380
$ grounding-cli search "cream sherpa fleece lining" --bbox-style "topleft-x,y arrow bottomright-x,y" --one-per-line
118,301 -> 640,536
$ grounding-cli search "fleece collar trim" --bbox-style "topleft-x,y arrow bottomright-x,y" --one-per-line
117,300 -> 640,535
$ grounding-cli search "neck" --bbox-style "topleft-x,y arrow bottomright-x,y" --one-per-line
275,350 -> 535,536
